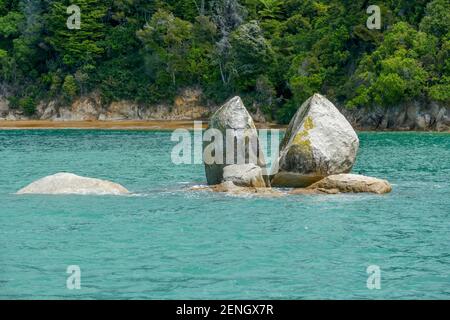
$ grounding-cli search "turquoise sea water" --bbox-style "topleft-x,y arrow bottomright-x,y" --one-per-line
0,130 -> 449,300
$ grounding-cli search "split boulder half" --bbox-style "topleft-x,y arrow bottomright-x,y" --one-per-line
203,96 -> 268,187
16,173 -> 130,195
272,94 -> 360,188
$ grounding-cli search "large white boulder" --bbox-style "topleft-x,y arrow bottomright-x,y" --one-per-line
272,94 -> 360,187
17,173 -> 130,195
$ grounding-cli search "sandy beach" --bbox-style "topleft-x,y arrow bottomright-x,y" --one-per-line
0,120 -> 286,130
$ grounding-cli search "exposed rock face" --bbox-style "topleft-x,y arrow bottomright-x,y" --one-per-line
203,96 -> 267,186
17,173 -> 130,195
190,181 -> 283,197
0,90 -> 214,121
54,97 -> 100,121
416,113 -> 431,130
251,105 -> 267,123
223,164 -> 266,188
172,88 -> 211,119
42,89 -> 213,121
342,101 -> 450,132
3,113 -> 16,120
1,89 -> 447,131
139,104 -> 211,120
0,98 -> 9,117
100,101 -> 139,120
139,88 -> 212,120
433,104 -> 450,132
272,94 -> 360,188
5,111 -> 28,120
37,101 -> 57,120
303,174 -> 392,194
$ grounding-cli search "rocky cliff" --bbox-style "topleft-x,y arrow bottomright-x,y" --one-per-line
0,90 -> 448,131
0,88 -> 268,124
341,101 -> 450,132
0,89 -> 220,122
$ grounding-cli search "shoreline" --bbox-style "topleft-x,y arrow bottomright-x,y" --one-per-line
0,120 -> 287,130
0,120 -> 448,132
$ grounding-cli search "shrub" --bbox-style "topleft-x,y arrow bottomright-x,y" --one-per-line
19,97 -> 36,116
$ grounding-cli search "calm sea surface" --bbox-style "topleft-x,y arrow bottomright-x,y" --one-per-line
0,130 -> 449,299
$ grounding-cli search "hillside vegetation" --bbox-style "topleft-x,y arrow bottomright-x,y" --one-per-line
0,0 -> 449,122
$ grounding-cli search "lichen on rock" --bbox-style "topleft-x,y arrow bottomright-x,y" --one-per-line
272,94 -> 360,188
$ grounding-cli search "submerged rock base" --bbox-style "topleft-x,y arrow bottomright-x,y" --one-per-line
291,174 -> 392,195
191,173 -> 392,197
190,181 -> 283,197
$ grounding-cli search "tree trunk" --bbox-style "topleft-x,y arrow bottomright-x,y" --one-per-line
194,0 -> 206,16
171,71 -> 176,86
219,62 -> 226,85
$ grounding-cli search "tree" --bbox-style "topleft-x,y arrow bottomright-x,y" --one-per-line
0,11 -> 23,38
419,0 -> 450,37
137,9 -> 193,87
211,0 -> 246,85
348,22 -> 434,108
257,0 -> 283,19
0,0 -> 46,89
19,96 -> 36,115
46,0 -> 108,69
230,21 -> 274,88
373,73 -> 407,107
429,77 -> 450,102
62,75 -> 78,100
0,0 -> 449,123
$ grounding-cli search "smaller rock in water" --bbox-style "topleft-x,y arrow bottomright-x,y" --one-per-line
304,174 -> 392,194
223,164 -> 266,188
16,173 -> 130,195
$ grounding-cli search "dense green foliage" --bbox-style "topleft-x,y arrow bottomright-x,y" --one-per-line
0,0 -> 449,122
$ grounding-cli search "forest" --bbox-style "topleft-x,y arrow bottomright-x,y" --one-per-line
0,0 -> 449,122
